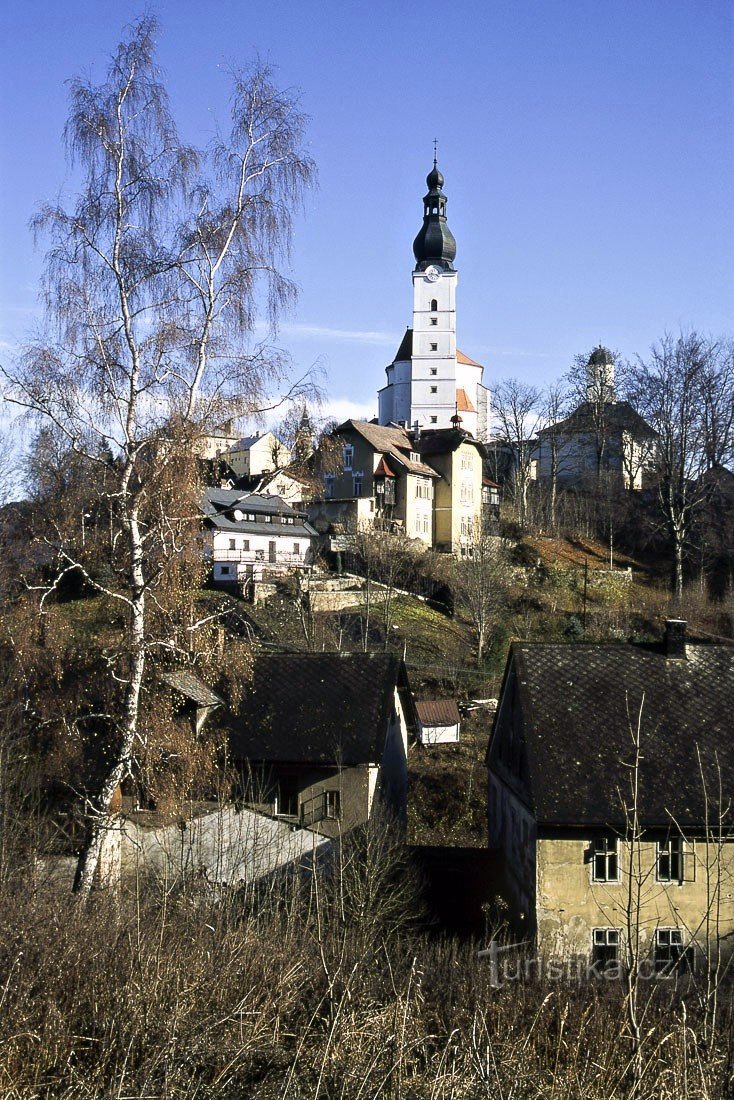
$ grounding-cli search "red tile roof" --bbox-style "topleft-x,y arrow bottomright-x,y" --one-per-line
456,387 -> 476,413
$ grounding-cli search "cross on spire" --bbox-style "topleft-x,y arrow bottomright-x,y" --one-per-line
433,138 -> 438,165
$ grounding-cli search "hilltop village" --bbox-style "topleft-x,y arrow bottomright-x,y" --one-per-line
1,14 -> 733,1094
4,158 -> 730,979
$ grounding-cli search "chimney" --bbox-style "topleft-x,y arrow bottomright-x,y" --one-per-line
664,619 -> 687,659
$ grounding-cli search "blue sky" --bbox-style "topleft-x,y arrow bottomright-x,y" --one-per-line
1,0 -> 732,426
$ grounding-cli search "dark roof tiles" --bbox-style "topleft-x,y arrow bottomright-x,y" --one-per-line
501,642 -> 734,827
229,652 -> 404,766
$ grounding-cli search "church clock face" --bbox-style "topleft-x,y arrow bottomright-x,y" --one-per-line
425,265 -> 440,282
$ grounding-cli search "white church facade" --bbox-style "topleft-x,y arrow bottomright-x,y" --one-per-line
377,160 -> 490,438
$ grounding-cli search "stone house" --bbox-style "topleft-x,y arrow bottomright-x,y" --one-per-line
487,622 -> 734,972
229,652 -> 415,837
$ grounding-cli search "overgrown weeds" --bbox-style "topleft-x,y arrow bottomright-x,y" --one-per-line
0,857 -> 732,1099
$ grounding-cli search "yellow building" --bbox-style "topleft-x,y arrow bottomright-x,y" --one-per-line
414,424 -> 485,553
488,623 -> 734,973
312,419 -> 485,553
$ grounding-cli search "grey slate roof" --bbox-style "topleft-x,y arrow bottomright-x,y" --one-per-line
202,488 -> 316,538
229,652 -> 405,766
494,641 -> 734,828
540,401 -> 657,440
415,428 -> 486,458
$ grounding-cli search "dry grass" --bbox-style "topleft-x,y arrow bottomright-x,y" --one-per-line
0,850 -> 732,1100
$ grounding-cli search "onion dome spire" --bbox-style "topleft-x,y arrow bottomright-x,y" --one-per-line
412,149 -> 457,272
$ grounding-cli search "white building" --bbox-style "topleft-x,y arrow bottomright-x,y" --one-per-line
203,489 -> 317,587
378,160 -> 490,439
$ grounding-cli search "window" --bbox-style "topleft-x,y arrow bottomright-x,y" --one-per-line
268,540 -> 276,563
654,929 -> 691,975
343,444 -> 354,471
255,549 -> 264,562
591,837 -> 619,882
592,928 -> 620,973
430,316 -> 438,326
243,539 -> 250,551
657,836 -> 684,883
430,416 -> 437,424
229,538 -> 236,549
430,386 -> 438,394
410,451 -> 421,462
324,790 -> 341,819
353,473 -> 363,497
430,298 -> 438,311
276,781 -> 299,818
324,473 -> 335,499
430,367 -> 438,376
430,342 -> 438,352
220,565 -> 231,576
281,515 -> 295,525
293,542 -> 301,556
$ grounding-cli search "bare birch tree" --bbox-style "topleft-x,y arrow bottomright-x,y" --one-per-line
2,18 -> 315,893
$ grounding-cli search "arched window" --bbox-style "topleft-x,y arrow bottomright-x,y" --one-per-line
430,298 -> 438,312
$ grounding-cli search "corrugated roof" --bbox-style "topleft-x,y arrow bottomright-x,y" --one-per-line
491,641 -> 734,827
229,652 -> 405,766
416,700 -> 461,727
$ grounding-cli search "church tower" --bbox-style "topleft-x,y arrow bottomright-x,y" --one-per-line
378,158 -> 488,437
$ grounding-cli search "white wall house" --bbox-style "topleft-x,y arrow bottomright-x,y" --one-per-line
203,489 -> 317,586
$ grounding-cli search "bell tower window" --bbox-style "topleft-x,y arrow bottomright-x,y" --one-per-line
430,299 -> 438,311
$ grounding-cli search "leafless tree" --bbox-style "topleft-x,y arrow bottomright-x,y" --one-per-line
537,381 -> 570,533
565,346 -> 629,490
2,18 -> 315,894
452,531 -> 509,664
629,332 -> 719,600
491,379 -> 543,530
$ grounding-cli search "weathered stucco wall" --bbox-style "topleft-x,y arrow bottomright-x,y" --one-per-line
536,835 -> 734,963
